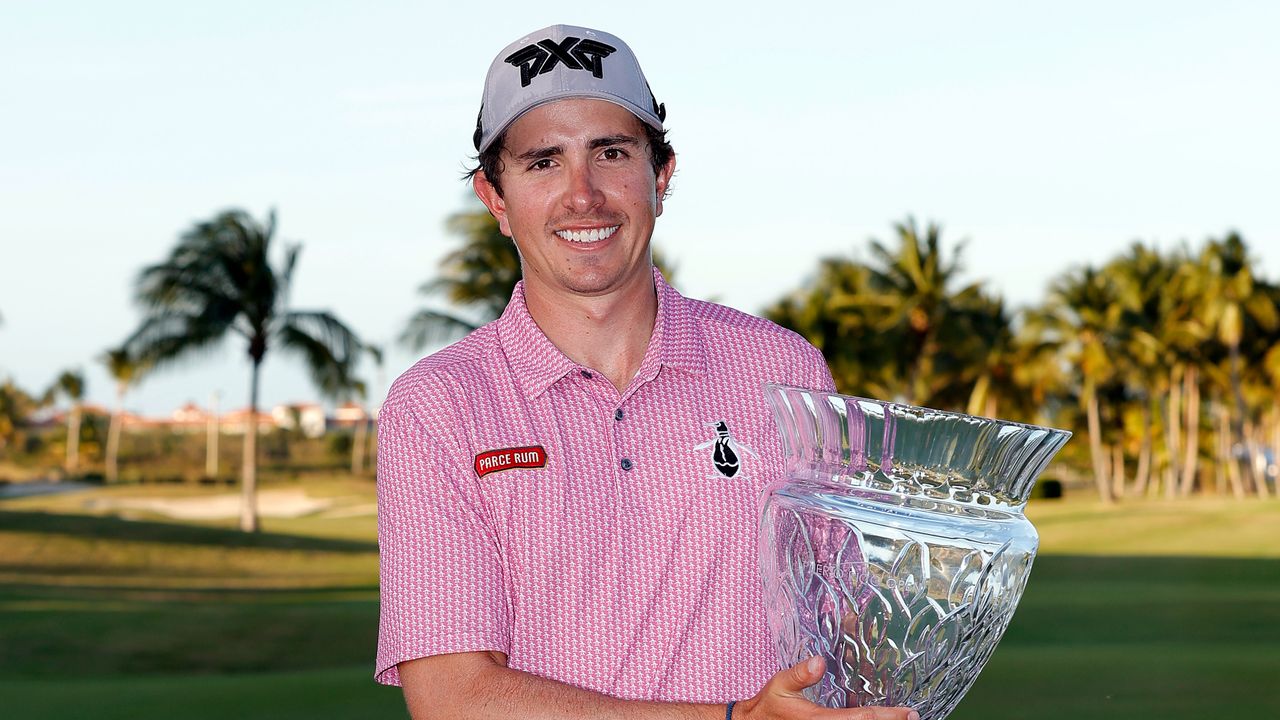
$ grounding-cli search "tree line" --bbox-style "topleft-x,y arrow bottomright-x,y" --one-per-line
2,210 -> 378,532
766,220 -> 1279,503
411,209 -> 1280,504
3,206 -> 1277,532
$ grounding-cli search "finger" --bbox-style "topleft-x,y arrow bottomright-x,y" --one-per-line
771,655 -> 826,694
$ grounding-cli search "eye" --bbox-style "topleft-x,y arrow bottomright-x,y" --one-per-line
528,158 -> 554,171
601,147 -> 628,161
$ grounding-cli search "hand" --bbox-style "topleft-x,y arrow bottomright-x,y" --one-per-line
733,656 -> 918,720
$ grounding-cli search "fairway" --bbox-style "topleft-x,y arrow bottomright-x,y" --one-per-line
1,667 -> 405,720
2,483 -> 1278,719
954,553 -> 1280,719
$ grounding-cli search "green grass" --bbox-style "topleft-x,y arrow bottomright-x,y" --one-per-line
1,667 -> 406,720
955,644 -> 1280,719
951,553 -> 1280,718
2,484 -> 1278,719
1029,496 -> 1280,558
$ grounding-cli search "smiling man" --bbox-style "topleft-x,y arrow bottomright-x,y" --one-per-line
375,24 -> 916,720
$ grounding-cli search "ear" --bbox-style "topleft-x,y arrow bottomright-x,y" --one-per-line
473,171 -> 513,237
654,152 -> 677,218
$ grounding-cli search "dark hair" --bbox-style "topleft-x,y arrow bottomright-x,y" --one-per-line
464,121 -> 675,199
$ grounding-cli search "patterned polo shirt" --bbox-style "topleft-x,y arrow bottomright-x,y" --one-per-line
375,269 -> 835,702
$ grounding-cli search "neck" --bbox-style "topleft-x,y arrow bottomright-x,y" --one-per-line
523,270 -> 659,394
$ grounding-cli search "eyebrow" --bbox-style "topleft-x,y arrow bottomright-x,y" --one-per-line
514,145 -> 563,162
588,134 -> 639,150
513,134 -> 640,162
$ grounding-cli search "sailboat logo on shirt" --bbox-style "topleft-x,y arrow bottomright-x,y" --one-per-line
693,421 -> 757,478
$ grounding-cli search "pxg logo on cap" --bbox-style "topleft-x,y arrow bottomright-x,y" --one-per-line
505,36 -> 618,87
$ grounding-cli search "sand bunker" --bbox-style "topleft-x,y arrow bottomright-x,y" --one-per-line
96,488 -> 333,520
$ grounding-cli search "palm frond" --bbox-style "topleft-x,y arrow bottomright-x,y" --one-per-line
277,310 -> 362,399
430,207 -> 523,318
100,345 -> 152,386
124,312 -> 232,370
278,241 -> 302,307
399,309 -> 481,352
44,369 -> 85,405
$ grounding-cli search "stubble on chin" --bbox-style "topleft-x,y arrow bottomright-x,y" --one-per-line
551,260 -> 621,297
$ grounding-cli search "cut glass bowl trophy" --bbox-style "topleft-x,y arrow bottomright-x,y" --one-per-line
760,385 -> 1071,720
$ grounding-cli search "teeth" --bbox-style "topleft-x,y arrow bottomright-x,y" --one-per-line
555,226 -> 619,244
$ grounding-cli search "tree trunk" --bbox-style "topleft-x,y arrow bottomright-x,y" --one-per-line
1134,400 -> 1153,496
1272,405 -> 1280,496
1179,365 -> 1201,496
1227,342 -> 1260,497
1086,389 -> 1111,503
1218,400 -> 1245,499
106,386 -> 124,483
1165,366 -> 1182,499
966,373 -> 990,417
65,404 -> 82,475
1218,407 -> 1228,497
240,362 -> 261,533
207,391 -> 219,479
1111,443 -> 1126,498
352,411 -> 368,475
908,324 -> 941,407
1214,401 -> 1228,497
1245,418 -> 1269,499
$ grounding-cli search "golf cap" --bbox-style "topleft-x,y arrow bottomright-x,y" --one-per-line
473,24 -> 666,152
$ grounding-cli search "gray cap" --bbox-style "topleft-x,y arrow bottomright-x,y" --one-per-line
473,24 -> 666,152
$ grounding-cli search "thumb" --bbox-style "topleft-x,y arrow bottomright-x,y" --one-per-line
776,655 -> 826,694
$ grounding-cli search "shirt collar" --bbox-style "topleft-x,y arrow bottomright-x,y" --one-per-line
496,267 -> 708,400
648,267 -> 708,378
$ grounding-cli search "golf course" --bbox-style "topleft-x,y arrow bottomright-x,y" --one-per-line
2,479 -> 1277,719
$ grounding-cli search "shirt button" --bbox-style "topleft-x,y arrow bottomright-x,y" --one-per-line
614,408 -> 625,421
580,370 -> 593,379
620,458 -> 634,471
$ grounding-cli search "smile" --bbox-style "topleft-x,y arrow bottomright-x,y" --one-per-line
554,225 -> 620,244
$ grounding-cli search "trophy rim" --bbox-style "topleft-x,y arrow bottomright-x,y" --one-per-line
764,383 -> 1074,441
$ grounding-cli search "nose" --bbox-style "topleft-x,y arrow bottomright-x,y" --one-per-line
562,159 -> 604,214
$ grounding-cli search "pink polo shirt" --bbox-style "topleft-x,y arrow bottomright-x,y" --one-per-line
375,269 -> 835,702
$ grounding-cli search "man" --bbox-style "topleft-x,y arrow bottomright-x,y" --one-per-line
376,24 -> 916,720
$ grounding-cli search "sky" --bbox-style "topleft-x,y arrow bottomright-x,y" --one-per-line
1,1 -> 1277,416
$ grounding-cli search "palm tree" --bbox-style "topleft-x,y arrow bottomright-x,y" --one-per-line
403,204 -> 679,351
939,291 -> 1018,416
1142,248 -> 1208,497
766,218 -> 1004,411
48,370 -> 86,475
100,346 -> 149,483
126,208 -> 362,532
766,256 -> 899,398
864,217 -> 986,406
1193,233 -> 1278,496
401,206 -> 520,350
1234,276 -> 1280,495
1003,309 -> 1072,428
1259,284 -> 1280,493
954,297 -> 1072,425
1103,243 -> 1195,497
0,379 -> 38,453
1045,266 -> 1128,503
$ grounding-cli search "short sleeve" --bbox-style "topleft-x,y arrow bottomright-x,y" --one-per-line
374,397 -> 510,686
798,341 -> 837,393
